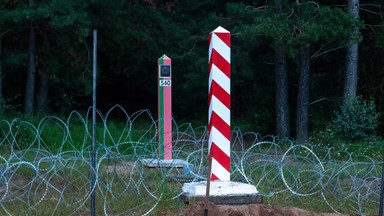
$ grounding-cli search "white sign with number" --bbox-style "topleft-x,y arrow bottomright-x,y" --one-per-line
160,80 -> 171,86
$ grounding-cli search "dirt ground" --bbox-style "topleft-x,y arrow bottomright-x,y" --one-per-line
182,202 -> 344,216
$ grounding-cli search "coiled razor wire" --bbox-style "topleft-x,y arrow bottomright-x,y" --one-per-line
0,105 -> 381,215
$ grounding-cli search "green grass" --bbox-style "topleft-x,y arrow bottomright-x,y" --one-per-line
233,145 -> 381,215
0,115 -> 160,157
0,157 -> 186,215
309,127 -> 383,161
0,114 -> 381,215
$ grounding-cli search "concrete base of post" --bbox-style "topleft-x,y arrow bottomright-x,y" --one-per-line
141,159 -> 201,182
181,181 -> 261,205
141,158 -> 187,168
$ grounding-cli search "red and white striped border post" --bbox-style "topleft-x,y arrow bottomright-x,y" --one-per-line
208,26 -> 231,181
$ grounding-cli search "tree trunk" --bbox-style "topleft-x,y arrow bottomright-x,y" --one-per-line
275,49 -> 290,139
24,25 -> 36,115
37,34 -> 49,114
274,0 -> 290,140
37,69 -> 48,113
296,46 -> 310,143
343,0 -> 359,105
24,0 -> 36,115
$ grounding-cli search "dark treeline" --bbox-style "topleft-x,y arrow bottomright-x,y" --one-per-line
1,0 -> 384,140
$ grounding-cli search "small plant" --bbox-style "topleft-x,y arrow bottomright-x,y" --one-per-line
332,96 -> 380,141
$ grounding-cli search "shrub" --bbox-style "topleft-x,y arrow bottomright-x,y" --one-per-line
332,96 -> 380,141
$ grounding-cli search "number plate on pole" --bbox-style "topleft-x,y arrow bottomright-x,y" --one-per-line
160,80 -> 172,86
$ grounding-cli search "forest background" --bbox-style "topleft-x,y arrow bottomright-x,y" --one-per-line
0,0 -> 383,144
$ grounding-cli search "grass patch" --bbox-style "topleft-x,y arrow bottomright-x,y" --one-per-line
0,113 -> 381,215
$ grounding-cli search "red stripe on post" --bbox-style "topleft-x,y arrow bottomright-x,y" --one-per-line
210,80 -> 230,109
215,32 -> 231,47
211,173 -> 219,181
210,49 -> 230,78
211,142 -> 231,172
210,112 -> 230,140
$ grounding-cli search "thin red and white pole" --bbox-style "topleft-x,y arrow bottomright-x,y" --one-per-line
158,54 -> 172,160
208,26 -> 231,181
